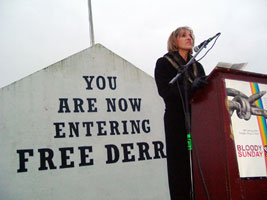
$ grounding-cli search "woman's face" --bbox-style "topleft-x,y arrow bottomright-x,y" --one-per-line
175,29 -> 194,52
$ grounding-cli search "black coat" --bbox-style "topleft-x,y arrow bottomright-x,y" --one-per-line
154,51 -> 205,199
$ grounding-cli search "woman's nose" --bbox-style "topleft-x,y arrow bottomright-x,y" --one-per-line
186,35 -> 192,40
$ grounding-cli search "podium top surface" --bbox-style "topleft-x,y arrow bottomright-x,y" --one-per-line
208,67 -> 267,81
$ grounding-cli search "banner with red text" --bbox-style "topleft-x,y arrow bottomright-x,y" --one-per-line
225,79 -> 267,178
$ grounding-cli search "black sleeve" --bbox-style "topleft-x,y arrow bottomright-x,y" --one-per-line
154,57 -> 181,100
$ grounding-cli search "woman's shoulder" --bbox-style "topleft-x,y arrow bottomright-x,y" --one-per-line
155,54 -> 178,79
156,53 -> 172,68
194,60 -> 206,76
156,55 -> 167,63
195,60 -> 203,67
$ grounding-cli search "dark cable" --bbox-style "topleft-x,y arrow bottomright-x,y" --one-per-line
197,35 -> 220,62
192,136 -> 210,200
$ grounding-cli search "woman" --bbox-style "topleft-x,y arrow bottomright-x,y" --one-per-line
154,27 -> 206,199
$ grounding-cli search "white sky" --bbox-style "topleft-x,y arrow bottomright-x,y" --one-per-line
1,0 -> 267,88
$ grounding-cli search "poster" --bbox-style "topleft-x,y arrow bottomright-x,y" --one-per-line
225,79 -> 267,178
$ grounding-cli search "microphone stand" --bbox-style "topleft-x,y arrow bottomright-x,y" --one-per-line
169,41 -> 207,85
169,41 -> 208,200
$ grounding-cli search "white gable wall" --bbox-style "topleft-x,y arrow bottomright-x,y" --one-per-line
0,44 -> 170,199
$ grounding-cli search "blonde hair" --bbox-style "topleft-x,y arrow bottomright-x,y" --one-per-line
167,26 -> 195,54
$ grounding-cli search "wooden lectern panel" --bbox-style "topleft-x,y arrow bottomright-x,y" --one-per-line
191,67 -> 267,200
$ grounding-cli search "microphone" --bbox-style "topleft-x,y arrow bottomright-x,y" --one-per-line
194,32 -> 221,52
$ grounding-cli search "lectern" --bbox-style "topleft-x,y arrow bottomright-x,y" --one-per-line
191,67 -> 267,200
